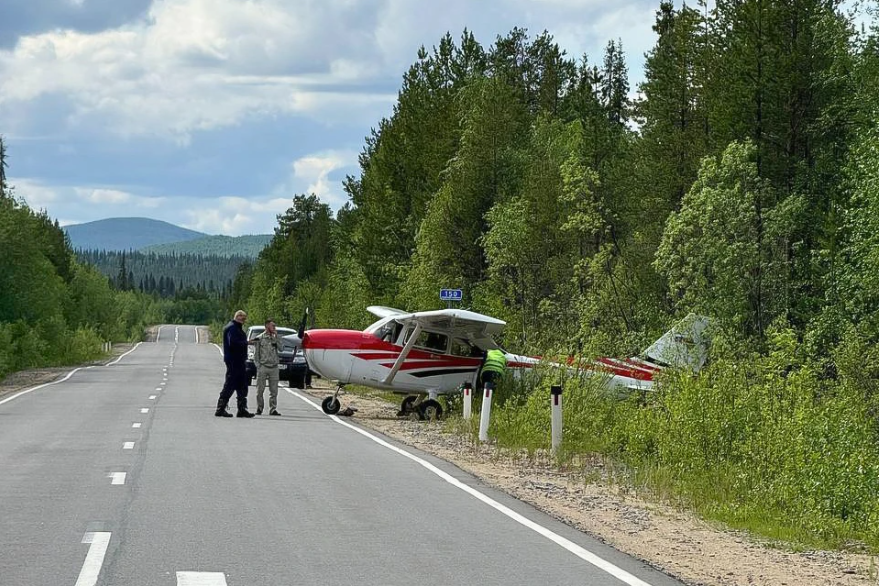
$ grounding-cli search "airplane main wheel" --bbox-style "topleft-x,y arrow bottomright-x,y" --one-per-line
418,399 -> 443,421
322,396 -> 341,415
399,395 -> 417,415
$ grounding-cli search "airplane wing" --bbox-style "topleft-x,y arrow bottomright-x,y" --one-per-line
406,308 -> 506,338
366,306 -> 409,319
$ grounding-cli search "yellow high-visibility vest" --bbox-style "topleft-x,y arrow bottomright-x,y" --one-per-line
483,349 -> 507,374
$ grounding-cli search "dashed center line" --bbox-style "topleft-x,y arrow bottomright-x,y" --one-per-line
123,442 -> 134,450
74,532 -> 111,586
149,395 -> 157,400
176,571 -> 227,585
140,408 -> 149,414
108,472 -> 126,485
132,423 -> 141,428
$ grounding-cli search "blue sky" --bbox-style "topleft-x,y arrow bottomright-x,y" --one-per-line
1,0 -> 864,236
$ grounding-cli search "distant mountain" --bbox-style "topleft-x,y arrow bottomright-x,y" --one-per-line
141,234 -> 272,258
65,217 -> 207,251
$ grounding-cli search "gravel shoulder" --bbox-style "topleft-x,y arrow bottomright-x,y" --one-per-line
0,342 -> 137,402
305,383 -> 877,586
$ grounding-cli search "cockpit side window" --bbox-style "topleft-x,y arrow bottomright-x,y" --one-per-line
451,338 -> 483,357
403,329 -> 448,353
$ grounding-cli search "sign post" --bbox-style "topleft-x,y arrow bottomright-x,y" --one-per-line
551,385 -> 563,455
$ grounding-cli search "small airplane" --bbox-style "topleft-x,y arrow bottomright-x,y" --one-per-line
299,306 -> 710,419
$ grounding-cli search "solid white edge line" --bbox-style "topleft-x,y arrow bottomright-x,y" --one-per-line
177,571 -> 228,585
156,326 -> 161,343
106,342 -> 142,366
0,342 -> 143,407
212,343 -> 222,357
287,389 -> 655,586
75,532 -> 111,586
0,366 -> 86,407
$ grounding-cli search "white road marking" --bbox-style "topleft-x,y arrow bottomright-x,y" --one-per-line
288,389 -> 656,586
0,367 -> 88,406
175,327 -> 179,343
149,395 -> 157,400
106,342 -> 142,366
176,571 -> 227,585
212,343 -> 222,357
140,408 -> 149,414
75,531 -> 111,586
109,472 -> 126,485
156,326 -> 161,343
0,341 -> 142,408
132,423 -> 141,428
123,442 -> 135,450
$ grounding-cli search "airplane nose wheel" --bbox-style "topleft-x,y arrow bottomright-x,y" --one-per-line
322,385 -> 344,415
321,396 -> 341,414
417,399 -> 443,421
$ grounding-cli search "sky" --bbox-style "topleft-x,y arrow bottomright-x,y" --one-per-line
0,0 -> 793,235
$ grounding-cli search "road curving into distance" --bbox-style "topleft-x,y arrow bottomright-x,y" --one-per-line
0,324 -> 686,586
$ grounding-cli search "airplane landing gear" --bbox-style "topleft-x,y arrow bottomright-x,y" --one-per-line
322,385 -> 344,415
397,395 -> 418,417
418,399 -> 443,421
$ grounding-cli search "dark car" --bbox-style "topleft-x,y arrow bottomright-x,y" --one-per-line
277,337 -> 311,389
246,326 -> 308,387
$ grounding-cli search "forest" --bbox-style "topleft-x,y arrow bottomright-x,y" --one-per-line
227,1 -> 878,550
77,248 -> 248,298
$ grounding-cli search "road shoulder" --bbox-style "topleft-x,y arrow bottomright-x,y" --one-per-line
302,384 -> 877,586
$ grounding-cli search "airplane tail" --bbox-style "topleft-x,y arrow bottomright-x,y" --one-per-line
641,313 -> 711,372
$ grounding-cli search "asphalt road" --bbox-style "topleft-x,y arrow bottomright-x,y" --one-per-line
0,325 -> 686,586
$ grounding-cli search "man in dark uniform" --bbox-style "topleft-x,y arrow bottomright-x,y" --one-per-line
215,309 -> 255,418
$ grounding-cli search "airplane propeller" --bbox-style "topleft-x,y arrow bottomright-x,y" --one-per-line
297,308 -> 309,340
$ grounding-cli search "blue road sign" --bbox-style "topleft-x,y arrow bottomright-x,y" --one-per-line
440,289 -> 463,302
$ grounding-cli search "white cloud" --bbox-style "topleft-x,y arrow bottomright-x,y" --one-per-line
0,0 -> 397,140
11,178 -> 60,210
0,0 -> 658,142
286,149 -> 357,210
76,187 -> 132,204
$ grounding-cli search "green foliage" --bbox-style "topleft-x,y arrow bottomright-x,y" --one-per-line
140,234 -> 271,258
656,141 -> 787,338
486,334 -> 878,549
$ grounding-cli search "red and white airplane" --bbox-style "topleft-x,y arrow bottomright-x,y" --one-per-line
300,306 -> 710,419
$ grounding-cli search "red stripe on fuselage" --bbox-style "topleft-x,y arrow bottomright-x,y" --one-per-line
596,358 -> 655,381
380,359 -> 481,371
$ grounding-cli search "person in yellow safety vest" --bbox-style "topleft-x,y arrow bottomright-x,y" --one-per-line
480,348 -> 507,390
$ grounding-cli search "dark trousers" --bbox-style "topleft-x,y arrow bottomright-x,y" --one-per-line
480,370 -> 501,389
216,363 -> 249,413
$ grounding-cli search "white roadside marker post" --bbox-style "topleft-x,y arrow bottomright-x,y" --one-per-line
551,385 -> 563,455
478,382 -> 493,442
462,382 -> 472,420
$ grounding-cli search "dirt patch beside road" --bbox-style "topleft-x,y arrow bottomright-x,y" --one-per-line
301,384 -> 877,586
0,343 -> 136,402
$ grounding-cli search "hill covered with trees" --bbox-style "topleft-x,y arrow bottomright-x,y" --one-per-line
140,234 -> 271,258
64,217 -> 206,250
226,3 -> 878,551
76,249 -> 249,298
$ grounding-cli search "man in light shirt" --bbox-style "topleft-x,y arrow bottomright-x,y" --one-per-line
253,318 -> 282,416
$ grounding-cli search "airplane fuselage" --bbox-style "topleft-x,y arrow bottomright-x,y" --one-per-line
303,329 -> 488,394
